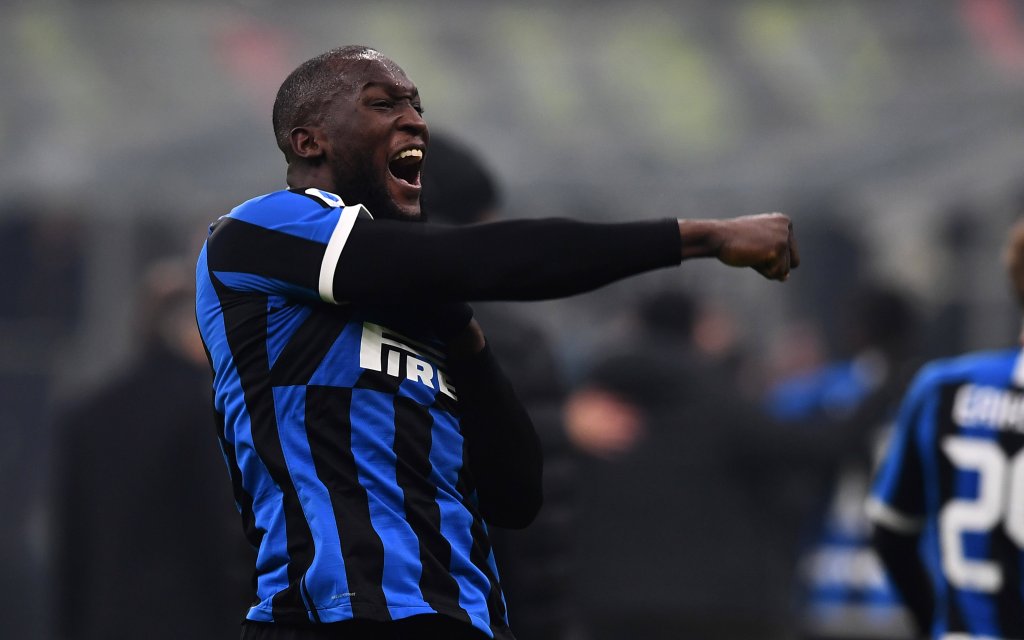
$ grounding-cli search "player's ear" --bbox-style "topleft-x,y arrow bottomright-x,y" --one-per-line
289,126 -> 326,160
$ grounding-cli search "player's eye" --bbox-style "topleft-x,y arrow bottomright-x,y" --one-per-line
371,99 -> 393,110
413,103 -> 424,115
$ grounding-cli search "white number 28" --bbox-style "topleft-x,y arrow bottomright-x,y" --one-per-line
940,436 -> 1024,592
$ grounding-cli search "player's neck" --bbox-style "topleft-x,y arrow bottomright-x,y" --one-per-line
286,163 -> 336,194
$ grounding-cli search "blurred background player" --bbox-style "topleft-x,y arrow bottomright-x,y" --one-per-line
421,134 -> 581,640
50,258 -> 253,640
767,284 -> 924,640
564,288 -> 842,640
868,218 -> 1024,639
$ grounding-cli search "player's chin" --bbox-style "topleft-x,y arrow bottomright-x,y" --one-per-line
384,179 -> 423,221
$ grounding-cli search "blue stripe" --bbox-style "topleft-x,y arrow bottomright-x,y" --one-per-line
308,321 -> 365,388
871,386 -> 919,512
272,386 -> 352,612
230,190 -> 342,244
196,248 -> 291,621
808,585 -> 907,607
428,407 -> 491,635
349,388 -> 427,611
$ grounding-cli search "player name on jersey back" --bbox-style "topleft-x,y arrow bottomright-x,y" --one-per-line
952,383 -> 1024,433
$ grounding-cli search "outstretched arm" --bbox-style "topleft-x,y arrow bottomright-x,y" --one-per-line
328,214 -> 797,303
206,207 -> 798,303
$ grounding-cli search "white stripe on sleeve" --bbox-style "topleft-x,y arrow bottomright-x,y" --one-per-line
318,204 -> 367,304
865,497 -> 924,534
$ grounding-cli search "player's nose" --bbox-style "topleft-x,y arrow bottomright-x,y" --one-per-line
397,103 -> 426,134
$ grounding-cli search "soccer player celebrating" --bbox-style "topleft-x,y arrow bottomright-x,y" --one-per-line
196,45 -> 798,640
868,218 -> 1024,639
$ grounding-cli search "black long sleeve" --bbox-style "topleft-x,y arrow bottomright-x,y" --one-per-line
448,343 -> 542,529
871,526 -> 933,636
333,217 -> 682,303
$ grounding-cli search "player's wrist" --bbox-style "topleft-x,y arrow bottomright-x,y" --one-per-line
677,219 -> 723,260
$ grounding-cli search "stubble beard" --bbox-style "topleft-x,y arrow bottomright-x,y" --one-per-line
331,164 -> 420,222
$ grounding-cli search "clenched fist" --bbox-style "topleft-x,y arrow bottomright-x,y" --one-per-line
678,213 -> 799,281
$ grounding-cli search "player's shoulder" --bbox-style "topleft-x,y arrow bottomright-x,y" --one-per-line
203,188 -> 362,250
227,188 -> 347,225
911,347 -> 1022,394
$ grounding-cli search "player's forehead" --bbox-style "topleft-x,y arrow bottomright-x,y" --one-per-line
340,54 -> 417,98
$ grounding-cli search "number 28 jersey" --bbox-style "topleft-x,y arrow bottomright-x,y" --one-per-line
868,348 -> 1024,639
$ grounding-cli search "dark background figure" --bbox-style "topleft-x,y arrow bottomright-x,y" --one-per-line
765,284 -> 924,640
564,290 -> 808,640
421,134 -> 581,640
0,206 -> 88,640
50,258 -> 253,640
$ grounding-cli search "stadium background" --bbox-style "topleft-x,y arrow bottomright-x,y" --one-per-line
2,0 -> 1024,637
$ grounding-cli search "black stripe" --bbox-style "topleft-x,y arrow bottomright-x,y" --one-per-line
208,217 -> 324,292
205,307 -> 263,593
468,512 -> 508,630
269,305 -> 352,386
354,345 -> 406,395
457,437 -> 508,629
211,278 -> 316,623
393,397 -> 472,625
431,390 -> 459,417
300,577 -> 322,623
994,434 -> 1024,638
304,385 -> 390,620
214,408 -> 262,553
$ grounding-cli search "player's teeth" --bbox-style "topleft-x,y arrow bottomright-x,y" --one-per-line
396,149 -> 423,160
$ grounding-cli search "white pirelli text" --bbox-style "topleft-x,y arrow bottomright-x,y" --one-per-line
358,322 -> 457,400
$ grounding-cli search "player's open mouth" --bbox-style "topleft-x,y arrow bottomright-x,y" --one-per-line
388,148 -> 424,191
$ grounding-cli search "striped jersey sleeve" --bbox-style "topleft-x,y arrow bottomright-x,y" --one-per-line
867,369 -> 930,534
206,188 -> 369,304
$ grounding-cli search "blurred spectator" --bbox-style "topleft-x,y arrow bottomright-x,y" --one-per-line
0,207 -> 89,639
50,258 -> 253,640
421,134 -> 581,640
766,284 -> 924,640
0,204 -> 86,328
566,289 -> 839,640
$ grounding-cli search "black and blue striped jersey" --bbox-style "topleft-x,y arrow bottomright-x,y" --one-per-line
196,188 -> 510,637
868,348 -> 1024,640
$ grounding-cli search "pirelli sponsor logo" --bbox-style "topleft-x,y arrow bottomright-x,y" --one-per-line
359,322 -> 457,399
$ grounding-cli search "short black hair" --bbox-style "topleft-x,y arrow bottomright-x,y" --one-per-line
420,134 -> 501,225
271,45 -> 381,160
